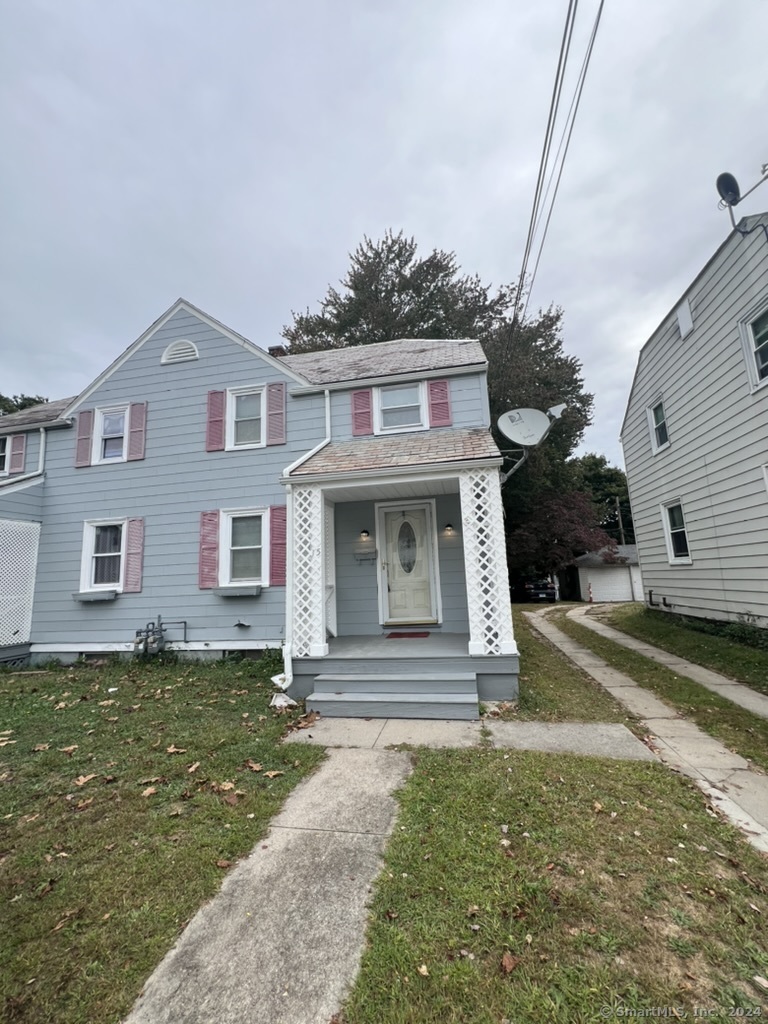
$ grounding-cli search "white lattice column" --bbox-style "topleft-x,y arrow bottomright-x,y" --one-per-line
458,469 -> 517,656
290,485 -> 328,657
0,519 -> 40,645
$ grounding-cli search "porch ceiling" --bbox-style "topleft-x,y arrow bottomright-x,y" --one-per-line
322,476 -> 459,501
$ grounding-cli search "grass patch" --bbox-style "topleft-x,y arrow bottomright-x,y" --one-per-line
554,612 -> 768,773
602,604 -> 768,693
509,608 -> 638,728
340,748 -> 768,1023
0,658 -> 324,1024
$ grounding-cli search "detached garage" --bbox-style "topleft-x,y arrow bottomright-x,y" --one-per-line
573,544 -> 643,603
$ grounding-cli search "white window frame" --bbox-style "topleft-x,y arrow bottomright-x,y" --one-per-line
92,405 -> 129,464
374,381 -> 427,435
80,519 -> 127,592
660,500 -> 691,565
225,386 -> 266,451
0,437 -> 7,476
646,398 -> 670,454
739,299 -> 768,392
219,508 -> 270,587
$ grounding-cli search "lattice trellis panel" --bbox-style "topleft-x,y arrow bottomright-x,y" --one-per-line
291,485 -> 326,657
458,469 -> 515,656
0,519 -> 41,646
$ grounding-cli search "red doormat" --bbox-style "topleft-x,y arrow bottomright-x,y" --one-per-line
386,631 -> 430,639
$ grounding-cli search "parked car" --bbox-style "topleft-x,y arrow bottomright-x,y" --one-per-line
511,577 -> 557,603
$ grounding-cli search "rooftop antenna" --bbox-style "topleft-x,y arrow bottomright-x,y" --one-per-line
717,164 -> 768,229
497,404 -> 566,483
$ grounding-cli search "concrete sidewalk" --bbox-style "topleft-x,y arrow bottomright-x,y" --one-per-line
525,607 -> 768,853
123,748 -> 411,1024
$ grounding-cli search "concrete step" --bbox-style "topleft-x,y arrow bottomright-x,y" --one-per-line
312,673 -> 477,695
306,690 -> 479,721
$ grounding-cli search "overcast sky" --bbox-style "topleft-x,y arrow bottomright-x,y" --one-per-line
2,0 -> 766,466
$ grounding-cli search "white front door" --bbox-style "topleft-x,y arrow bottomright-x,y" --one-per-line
377,502 -> 439,625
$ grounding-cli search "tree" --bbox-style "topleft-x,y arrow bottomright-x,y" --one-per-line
283,231 -> 607,573
570,453 -> 635,545
0,394 -> 48,416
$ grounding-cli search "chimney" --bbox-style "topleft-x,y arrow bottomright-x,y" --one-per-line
268,345 -> 288,357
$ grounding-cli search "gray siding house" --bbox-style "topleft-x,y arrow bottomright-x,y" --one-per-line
621,214 -> 768,626
0,299 -> 517,717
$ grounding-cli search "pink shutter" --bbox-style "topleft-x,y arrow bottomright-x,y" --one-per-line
351,389 -> 373,436
269,505 -> 287,586
123,518 -> 145,593
428,380 -> 452,427
75,410 -> 94,467
266,382 -> 286,445
8,434 -> 26,474
127,402 -> 147,461
206,391 -> 226,452
199,510 -> 220,588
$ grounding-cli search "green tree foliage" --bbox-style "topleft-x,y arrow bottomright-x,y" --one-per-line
0,394 -> 48,416
283,231 -> 609,573
570,453 -> 635,545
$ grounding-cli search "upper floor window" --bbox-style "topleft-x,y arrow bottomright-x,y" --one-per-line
375,383 -> 425,433
647,399 -> 669,453
751,309 -> 768,383
0,437 -> 6,475
226,387 -> 265,449
662,501 -> 691,564
75,403 -> 147,468
95,406 -> 128,462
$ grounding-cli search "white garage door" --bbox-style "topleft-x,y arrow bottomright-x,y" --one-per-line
0,518 -> 40,645
579,565 -> 639,603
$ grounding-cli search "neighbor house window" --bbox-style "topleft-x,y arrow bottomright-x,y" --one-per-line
751,309 -> 768,383
647,400 -> 669,453
375,383 -> 425,433
81,521 -> 126,590
226,388 -> 264,449
0,437 -> 6,474
93,406 -> 128,463
220,509 -> 269,585
662,502 -> 691,563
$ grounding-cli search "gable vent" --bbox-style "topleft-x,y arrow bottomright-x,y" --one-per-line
161,339 -> 199,364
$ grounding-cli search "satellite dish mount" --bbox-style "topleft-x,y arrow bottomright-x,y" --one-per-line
717,164 -> 768,229
497,405 -> 566,483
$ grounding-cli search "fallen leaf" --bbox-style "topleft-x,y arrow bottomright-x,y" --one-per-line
75,797 -> 94,810
142,786 -> 157,798
245,760 -> 263,772
386,909 -> 399,920
417,964 -> 429,977
166,745 -> 187,754
501,951 -> 520,973
593,801 -> 603,813
0,739 -> 17,747
223,793 -> 238,806
74,774 -> 97,787
753,975 -> 768,992
218,781 -> 235,791
52,909 -> 79,932
33,744 -> 50,752
264,771 -> 284,779
216,859 -> 233,869
102,912 -> 111,921
187,762 -> 200,774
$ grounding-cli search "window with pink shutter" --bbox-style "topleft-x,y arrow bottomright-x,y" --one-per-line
123,518 -> 145,592
269,506 -> 287,585
206,392 -> 226,451
8,434 -> 26,474
266,383 -> 286,445
427,380 -> 452,427
127,403 -> 148,461
199,510 -> 220,588
351,389 -> 373,436
75,410 -> 95,467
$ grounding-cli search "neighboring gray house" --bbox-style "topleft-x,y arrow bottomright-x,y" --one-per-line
571,544 -> 643,603
0,299 -> 517,717
621,214 -> 768,627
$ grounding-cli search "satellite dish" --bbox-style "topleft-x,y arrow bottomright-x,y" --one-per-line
497,408 -> 552,447
716,172 -> 741,207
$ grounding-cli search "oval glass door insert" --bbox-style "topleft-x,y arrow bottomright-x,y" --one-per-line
397,521 -> 417,573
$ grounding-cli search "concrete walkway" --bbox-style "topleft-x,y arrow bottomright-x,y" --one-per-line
525,607 -> 768,853
123,748 -> 412,1024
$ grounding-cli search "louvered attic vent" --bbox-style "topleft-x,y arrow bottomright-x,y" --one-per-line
161,339 -> 199,364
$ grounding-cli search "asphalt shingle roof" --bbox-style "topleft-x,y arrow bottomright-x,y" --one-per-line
281,338 -> 486,385
288,427 -> 501,476
0,397 -> 75,433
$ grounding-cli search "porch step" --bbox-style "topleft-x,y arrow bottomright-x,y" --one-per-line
312,673 -> 477,695
306,672 -> 479,720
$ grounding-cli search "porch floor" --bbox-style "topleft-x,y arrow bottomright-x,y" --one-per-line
327,633 -> 471,658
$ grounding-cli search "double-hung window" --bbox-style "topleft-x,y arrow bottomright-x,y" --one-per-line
220,509 -> 268,585
662,501 -> 691,563
81,521 -> 126,590
751,308 -> 768,384
376,383 -> 425,433
647,399 -> 669,453
226,388 -> 265,449
93,406 -> 128,463
0,437 -> 6,475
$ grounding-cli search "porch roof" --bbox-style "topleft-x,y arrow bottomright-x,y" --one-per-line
287,427 -> 501,477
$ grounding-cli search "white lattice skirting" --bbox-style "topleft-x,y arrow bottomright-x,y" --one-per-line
458,469 -> 515,656
0,519 -> 40,646
291,485 -> 327,657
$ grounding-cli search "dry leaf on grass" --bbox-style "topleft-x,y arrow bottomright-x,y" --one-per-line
187,762 -> 200,774
0,739 -> 17,747
244,760 -> 263,772
216,859 -> 233,869
417,964 -> 429,976
33,744 -> 50,752
58,746 -> 78,755
166,745 -> 187,754
142,786 -> 157,798
74,774 -> 97,787
501,951 -> 520,973
264,771 -> 284,779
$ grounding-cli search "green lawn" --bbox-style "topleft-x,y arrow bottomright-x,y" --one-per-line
553,611 -> 768,774
340,748 -> 768,1023
0,656 -> 324,1024
602,604 -> 768,693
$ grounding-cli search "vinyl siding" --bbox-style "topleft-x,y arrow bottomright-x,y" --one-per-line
622,225 -> 768,625
0,477 -> 45,522
334,494 -> 468,634
329,372 -> 490,440
29,309 -> 325,647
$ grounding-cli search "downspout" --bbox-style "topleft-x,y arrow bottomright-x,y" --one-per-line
281,388 -> 332,687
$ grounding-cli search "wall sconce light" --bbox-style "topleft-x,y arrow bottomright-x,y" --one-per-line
360,529 -> 370,540
444,523 -> 454,535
